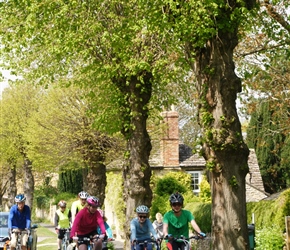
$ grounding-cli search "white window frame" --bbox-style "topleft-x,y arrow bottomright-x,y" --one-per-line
187,171 -> 202,194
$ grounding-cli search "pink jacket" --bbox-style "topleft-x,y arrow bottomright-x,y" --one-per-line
70,207 -> 106,237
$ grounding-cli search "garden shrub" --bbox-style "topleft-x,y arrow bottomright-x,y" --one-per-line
105,172 -> 125,234
53,192 -> 76,207
247,188 -> 290,232
199,175 -> 211,203
255,224 -> 285,250
185,202 -> 212,233
155,176 -> 187,196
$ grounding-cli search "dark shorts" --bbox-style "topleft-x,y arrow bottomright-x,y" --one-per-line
57,229 -> 67,240
166,240 -> 186,250
77,230 -> 98,246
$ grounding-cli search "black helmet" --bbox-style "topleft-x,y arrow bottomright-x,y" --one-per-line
169,192 -> 184,204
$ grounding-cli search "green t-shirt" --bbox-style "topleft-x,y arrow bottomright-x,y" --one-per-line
163,210 -> 195,238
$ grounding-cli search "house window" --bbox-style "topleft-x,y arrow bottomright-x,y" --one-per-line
187,171 -> 202,194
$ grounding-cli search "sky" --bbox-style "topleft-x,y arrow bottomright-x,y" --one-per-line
0,69 -> 14,95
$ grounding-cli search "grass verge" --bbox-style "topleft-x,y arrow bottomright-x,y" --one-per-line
36,224 -> 57,250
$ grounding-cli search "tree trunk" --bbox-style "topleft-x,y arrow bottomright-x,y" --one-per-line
0,176 -> 8,208
190,30 -> 250,249
23,158 -> 34,210
87,162 -> 107,205
7,165 -> 17,209
115,73 -> 153,250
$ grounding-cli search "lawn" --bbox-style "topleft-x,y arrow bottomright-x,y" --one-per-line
36,224 -> 57,250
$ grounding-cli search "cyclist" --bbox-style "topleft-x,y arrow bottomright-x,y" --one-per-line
163,192 -> 206,250
70,196 -> 106,250
71,191 -> 89,225
130,205 -> 159,250
8,194 -> 31,250
54,200 -> 72,250
153,212 -> 164,239
96,209 -> 114,240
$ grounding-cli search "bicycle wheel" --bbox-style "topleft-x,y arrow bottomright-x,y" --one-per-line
62,240 -> 69,250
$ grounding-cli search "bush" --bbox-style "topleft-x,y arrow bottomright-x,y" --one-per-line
155,176 -> 187,196
150,171 -> 202,223
255,224 -> 285,250
53,192 -> 76,207
185,202 -> 211,233
199,176 -> 211,203
247,188 -> 290,231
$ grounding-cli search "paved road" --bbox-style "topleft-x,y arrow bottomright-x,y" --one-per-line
38,223 -> 124,249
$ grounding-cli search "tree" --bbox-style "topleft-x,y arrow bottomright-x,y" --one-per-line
0,82 -> 40,208
247,100 -> 289,193
0,3 -> 182,248
237,3 -> 290,193
24,85 -> 117,203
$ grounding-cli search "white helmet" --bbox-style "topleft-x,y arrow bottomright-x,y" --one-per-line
136,205 -> 149,214
79,191 -> 89,199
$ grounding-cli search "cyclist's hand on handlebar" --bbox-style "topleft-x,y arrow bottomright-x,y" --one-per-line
99,234 -> 106,240
198,232 -> 206,238
165,234 -> 173,240
156,238 -> 162,243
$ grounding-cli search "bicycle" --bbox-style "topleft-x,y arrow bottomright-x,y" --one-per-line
11,228 -> 29,250
60,228 -> 71,250
164,235 -> 205,250
133,239 -> 161,250
73,235 -> 107,250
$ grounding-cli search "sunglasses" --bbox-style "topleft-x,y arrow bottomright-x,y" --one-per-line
172,203 -> 182,207
138,215 -> 147,219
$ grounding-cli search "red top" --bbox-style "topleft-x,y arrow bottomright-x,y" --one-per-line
70,207 -> 106,237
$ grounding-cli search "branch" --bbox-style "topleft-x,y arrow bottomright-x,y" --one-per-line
263,0 -> 290,33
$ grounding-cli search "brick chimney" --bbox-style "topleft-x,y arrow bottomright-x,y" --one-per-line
160,110 -> 179,167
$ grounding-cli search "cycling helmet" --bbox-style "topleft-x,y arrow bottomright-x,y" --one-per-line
58,200 -> 67,208
15,194 -> 26,203
136,205 -> 149,214
87,196 -> 100,207
169,192 -> 184,204
79,191 -> 89,199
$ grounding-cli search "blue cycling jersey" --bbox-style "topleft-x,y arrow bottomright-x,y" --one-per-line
8,204 -> 31,229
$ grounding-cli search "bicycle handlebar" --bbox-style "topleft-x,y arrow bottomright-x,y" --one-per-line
133,239 -> 161,250
73,234 -> 108,243
164,234 -> 206,241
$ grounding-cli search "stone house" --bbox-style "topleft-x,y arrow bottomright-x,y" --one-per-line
149,110 -> 269,202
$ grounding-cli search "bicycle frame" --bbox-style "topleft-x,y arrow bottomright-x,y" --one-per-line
61,228 -> 71,250
165,235 -> 203,250
12,229 -> 28,250
73,235 -> 106,250
133,240 -> 161,250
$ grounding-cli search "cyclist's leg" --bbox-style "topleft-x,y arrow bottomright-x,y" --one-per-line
93,239 -> 103,250
10,232 -> 18,250
58,229 -> 66,250
146,242 -> 153,250
20,232 -> 28,250
77,241 -> 88,250
178,242 -> 186,250
166,240 -> 179,250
